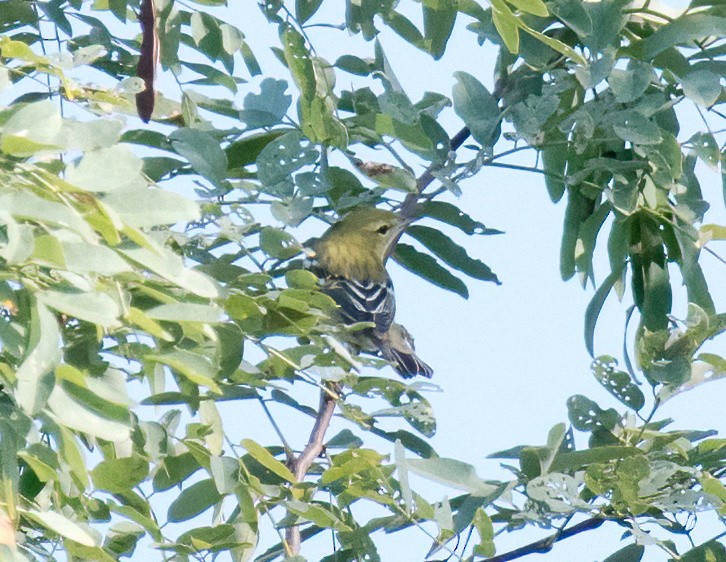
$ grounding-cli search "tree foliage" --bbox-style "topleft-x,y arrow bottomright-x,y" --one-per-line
0,0 -> 725,560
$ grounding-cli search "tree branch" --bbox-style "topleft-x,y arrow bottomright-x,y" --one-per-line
285,384 -> 339,555
485,517 -> 606,562
399,126 -> 471,220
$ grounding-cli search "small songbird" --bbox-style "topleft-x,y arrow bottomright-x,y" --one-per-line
308,207 -> 433,378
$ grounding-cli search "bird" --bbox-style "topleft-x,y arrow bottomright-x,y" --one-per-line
306,207 -> 433,378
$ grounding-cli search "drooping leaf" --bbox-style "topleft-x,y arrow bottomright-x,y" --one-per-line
584,266 -> 624,356
406,225 -> 499,284
167,479 -> 223,522
591,356 -> 645,411
394,243 -> 469,298
241,439 -> 296,483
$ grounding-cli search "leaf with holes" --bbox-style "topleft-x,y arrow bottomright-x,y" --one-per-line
566,395 -> 620,433
591,356 -> 645,411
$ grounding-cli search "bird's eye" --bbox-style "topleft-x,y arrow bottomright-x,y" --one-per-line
376,225 -> 390,235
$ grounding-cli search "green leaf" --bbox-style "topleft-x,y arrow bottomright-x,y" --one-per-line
118,245 -> 220,299
200,399 -> 223,456
334,55 -> 371,76
169,128 -> 228,188
640,13 -> 726,60
560,188 -> 594,280
394,243 -> 469,298
608,60 -> 653,103
566,395 -> 619,432
210,456 -> 239,494
384,11 -> 426,51
584,266 -> 624,356
394,440 -> 413,512
609,111 -> 662,145
0,100 -> 62,156
59,242 -> 131,276
39,290 -> 121,327
0,191 -> 96,242
91,457 -> 149,493
423,0 -> 457,60
682,69 -> 722,107
641,261 -> 672,332
256,130 -> 319,195
282,25 -> 315,100
226,130 -> 288,170
240,39 -> 262,76
153,453 -> 201,492
591,356 -> 645,411
167,479 -> 223,522
102,186 -> 200,228
420,201 -> 503,236
241,439 -> 296,483
47,383 -> 132,442
676,540 -> 726,562
326,429 -> 363,449
285,269 -> 319,289
296,0 -> 324,24
507,0 -> 548,17
24,509 -> 98,547
470,507 -> 495,556
259,227 -> 301,259
689,132 -> 720,171
18,444 -> 60,483
541,140 -> 567,203
518,22 -> 588,66
452,71 -> 500,147
55,366 -> 133,424
550,446 -> 644,473
146,349 -> 222,394
406,457 -> 497,495
490,0 -> 519,53
406,225 -> 499,284
65,145 -> 146,192
240,78 -> 291,128
16,299 -> 61,415
675,227 -> 715,315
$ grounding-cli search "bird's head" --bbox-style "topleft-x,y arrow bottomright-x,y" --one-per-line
316,207 -> 410,279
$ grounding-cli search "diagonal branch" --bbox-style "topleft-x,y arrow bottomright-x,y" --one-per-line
285,384 -> 339,555
485,517 -> 607,562
399,126 -> 471,220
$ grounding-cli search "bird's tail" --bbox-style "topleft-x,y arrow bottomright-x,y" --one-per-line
378,323 -> 434,379
382,345 -> 434,379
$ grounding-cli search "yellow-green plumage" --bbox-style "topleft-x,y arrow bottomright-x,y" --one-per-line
315,208 -> 405,283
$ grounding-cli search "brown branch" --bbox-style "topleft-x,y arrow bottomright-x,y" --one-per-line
399,126 -> 472,220
285,384 -> 339,555
485,517 -> 607,562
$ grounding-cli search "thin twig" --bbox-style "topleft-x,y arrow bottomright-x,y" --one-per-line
258,397 -> 295,463
285,384 -> 340,555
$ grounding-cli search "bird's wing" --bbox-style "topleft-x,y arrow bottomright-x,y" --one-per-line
322,275 -> 395,334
